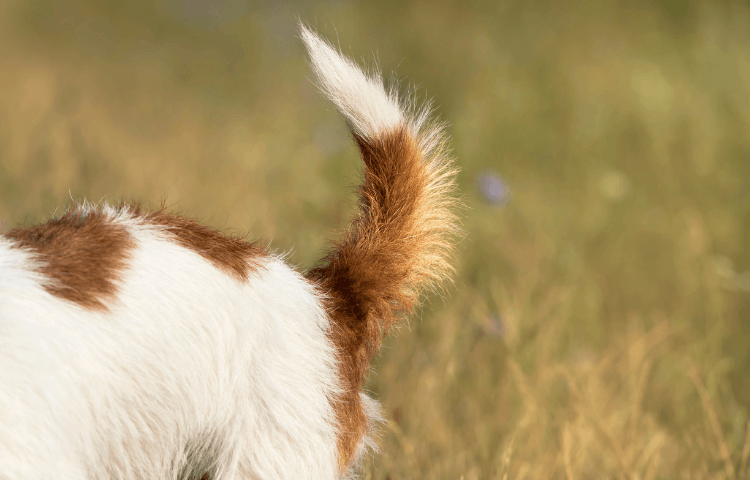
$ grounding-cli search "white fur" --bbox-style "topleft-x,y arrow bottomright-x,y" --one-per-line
300,25 -> 403,139
300,23 -> 448,168
0,206 -> 344,480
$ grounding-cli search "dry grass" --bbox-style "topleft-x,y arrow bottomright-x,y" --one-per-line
2,0 -> 750,478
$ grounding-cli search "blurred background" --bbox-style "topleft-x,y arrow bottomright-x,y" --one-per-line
1,0 -> 749,477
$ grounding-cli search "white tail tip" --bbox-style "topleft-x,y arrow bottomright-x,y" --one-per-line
299,24 -> 404,139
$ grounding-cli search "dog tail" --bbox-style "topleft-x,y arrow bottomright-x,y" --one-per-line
301,25 -> 460,366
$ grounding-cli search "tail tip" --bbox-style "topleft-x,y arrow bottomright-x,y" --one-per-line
298,24 -> 404,139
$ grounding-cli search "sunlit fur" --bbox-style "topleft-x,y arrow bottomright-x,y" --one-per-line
301,25 -> 459,471
0,26 -> 459,480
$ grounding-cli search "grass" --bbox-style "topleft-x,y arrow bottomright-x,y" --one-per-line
1,0 -> 750,478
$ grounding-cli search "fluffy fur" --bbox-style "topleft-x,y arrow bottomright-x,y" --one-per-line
0,25 -> 459,480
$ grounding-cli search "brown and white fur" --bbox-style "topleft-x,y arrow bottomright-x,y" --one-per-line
0,25 -> 459,480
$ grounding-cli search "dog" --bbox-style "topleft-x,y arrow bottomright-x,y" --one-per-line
0,25 -> 459,479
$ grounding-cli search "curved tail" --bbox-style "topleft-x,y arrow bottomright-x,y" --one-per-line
300,25 -> 460,467
302,23 -> 459,341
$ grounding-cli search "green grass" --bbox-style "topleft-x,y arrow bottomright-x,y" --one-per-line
1,0 -> 750,478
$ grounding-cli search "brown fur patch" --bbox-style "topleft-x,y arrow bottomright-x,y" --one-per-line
127,203 -> 267,281
4,209 -> 133,310
3,203 -> 268,310
307,127 -> 430,469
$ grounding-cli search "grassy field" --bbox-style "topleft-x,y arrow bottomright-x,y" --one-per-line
1,0 -> 750,478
